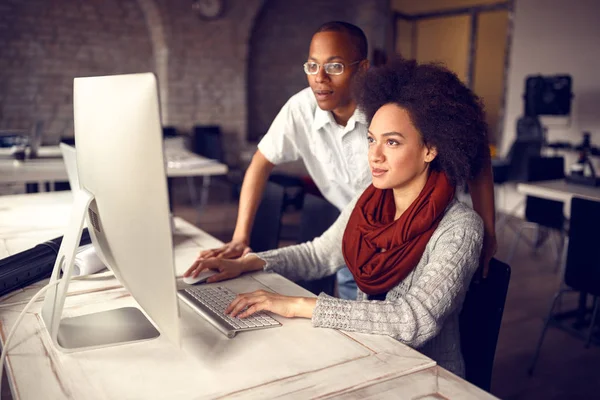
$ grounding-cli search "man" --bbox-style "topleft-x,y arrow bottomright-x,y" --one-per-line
193,21 -> 498,299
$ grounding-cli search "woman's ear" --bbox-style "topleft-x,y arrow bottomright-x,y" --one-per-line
424,146 -> 438,163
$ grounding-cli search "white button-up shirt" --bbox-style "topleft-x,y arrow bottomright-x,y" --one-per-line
258,87 -> 371,210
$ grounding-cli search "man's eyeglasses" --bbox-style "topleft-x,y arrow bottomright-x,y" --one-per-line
303,60 -> 361,76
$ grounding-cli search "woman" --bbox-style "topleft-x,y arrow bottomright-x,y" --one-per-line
184,58 -> 488,377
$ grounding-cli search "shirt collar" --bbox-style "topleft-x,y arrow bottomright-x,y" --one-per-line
313,105 -> 336,131
313,106 -> 368,133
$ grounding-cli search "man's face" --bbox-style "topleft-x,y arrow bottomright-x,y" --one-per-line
306,31 -> 362,113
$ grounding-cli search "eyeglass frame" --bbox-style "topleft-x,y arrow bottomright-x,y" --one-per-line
303,60 -> 363,76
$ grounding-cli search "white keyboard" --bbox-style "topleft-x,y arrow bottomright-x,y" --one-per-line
178,286 -> 281,338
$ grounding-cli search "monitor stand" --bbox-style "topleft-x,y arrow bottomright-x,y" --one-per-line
40,189 -> 159,352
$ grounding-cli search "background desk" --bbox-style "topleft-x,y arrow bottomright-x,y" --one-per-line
0,192 -> 496,399
517,179 -> 600,217
517,179 -> 600,203
0,140 -> 228,187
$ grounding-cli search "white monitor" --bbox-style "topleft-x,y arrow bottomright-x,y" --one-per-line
41,73 -> 180,351
59,143 -> 79,191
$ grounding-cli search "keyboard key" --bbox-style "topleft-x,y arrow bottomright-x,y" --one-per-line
178,286 -> 281,338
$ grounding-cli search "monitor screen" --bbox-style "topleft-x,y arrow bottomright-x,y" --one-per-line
72,73 -> 179,347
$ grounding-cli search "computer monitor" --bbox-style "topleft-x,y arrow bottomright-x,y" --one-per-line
41,73 -> 180,352
59,143 -> 79,191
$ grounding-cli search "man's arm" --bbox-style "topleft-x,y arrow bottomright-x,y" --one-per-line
198,150 -> 274,259
467,152 -> 497,277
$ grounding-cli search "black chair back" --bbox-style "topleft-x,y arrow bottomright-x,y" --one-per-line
459,258 -> 511,392
296,194 -> 340,296
249,182 -> 285,253
516,115 -> 544,140
162,126 -> 178,138
506,139 -> 543,182
564,197 -> 600,296
524,156 -> 565,230
192,125 -> 224,163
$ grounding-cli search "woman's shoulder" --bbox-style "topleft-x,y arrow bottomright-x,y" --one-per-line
435,199 -> 484,237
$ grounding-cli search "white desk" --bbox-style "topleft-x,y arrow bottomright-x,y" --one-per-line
517,179 -> 600,218
0,192 -> 496,399
517,179 -> 600,203
0,142 -> 228,185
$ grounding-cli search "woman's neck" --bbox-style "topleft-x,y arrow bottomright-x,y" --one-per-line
392,169 -> 430,220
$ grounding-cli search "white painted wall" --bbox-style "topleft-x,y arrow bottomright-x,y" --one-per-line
502,0 -> 600,156
498,0 -> 600,216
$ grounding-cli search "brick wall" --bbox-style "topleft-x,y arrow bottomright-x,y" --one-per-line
0,0 -> 154,141
0,0 -> 389,164
151,0 -> 263,165
247,0 -> 390,142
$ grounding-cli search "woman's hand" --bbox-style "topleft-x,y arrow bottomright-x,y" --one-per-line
183,254 -> 265,283
225,290 -> 317,319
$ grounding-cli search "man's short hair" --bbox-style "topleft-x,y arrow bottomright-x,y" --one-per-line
315,21 -> 368,60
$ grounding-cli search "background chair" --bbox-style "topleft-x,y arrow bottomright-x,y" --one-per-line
191,125 -> 224,204
162,125 -> 179,138
191,125 -> 225,163
529,197 -> 600,374
249,181 -> 285,253
506,156 -> 566,266
494,115 -> 545,186
494,137 -> 544,231
268,173 -> 305,212
295,194 -> 340,296
459,257 -> 511,392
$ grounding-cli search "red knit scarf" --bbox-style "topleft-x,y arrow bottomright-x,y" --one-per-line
342,170 -> 455,295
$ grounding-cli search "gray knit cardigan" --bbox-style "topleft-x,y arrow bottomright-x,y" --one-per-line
254,197 -> 483,377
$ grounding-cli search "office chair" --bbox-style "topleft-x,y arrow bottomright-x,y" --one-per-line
496,138 -> 544,184
516,115 -> 545,141
295,194 -> 339,296
459,258 -> 511,392
249,181 -> 285,253
494,138 -> 544,232
496,115 -> 545,185
191,125 -> 225,162
506,156 -> 566,266
188,125 -> 226,207
162,126 -> 178,138
268,173 -> 306,212
529,197 -> 600,375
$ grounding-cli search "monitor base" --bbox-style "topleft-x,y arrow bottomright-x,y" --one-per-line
57,307 -> 159,350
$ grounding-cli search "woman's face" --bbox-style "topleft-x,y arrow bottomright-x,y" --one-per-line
367,103 -> 437,190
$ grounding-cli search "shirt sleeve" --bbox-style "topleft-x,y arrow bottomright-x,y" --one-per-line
250,196 -> 359,281
311,210 -> 483,348
257,96 -> 302,165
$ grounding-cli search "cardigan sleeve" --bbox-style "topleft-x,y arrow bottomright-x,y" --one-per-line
250,196 -> 358,282
311,208 -> 483,348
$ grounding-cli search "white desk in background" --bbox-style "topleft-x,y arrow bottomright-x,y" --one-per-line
0,192 -> 496,399
0,139 -> 228,186
517,179 -> 600,217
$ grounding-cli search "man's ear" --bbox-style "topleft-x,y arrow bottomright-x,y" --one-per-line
424,146 -> 438,163
359,59 -> 370,73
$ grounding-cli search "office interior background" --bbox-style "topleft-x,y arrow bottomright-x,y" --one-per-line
1,0 -> 600,399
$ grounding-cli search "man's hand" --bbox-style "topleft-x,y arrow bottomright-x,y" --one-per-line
183,257 -> 247,283
225,290 -> 317,319
197,240 -> 252,261
183,254 -> 266,283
